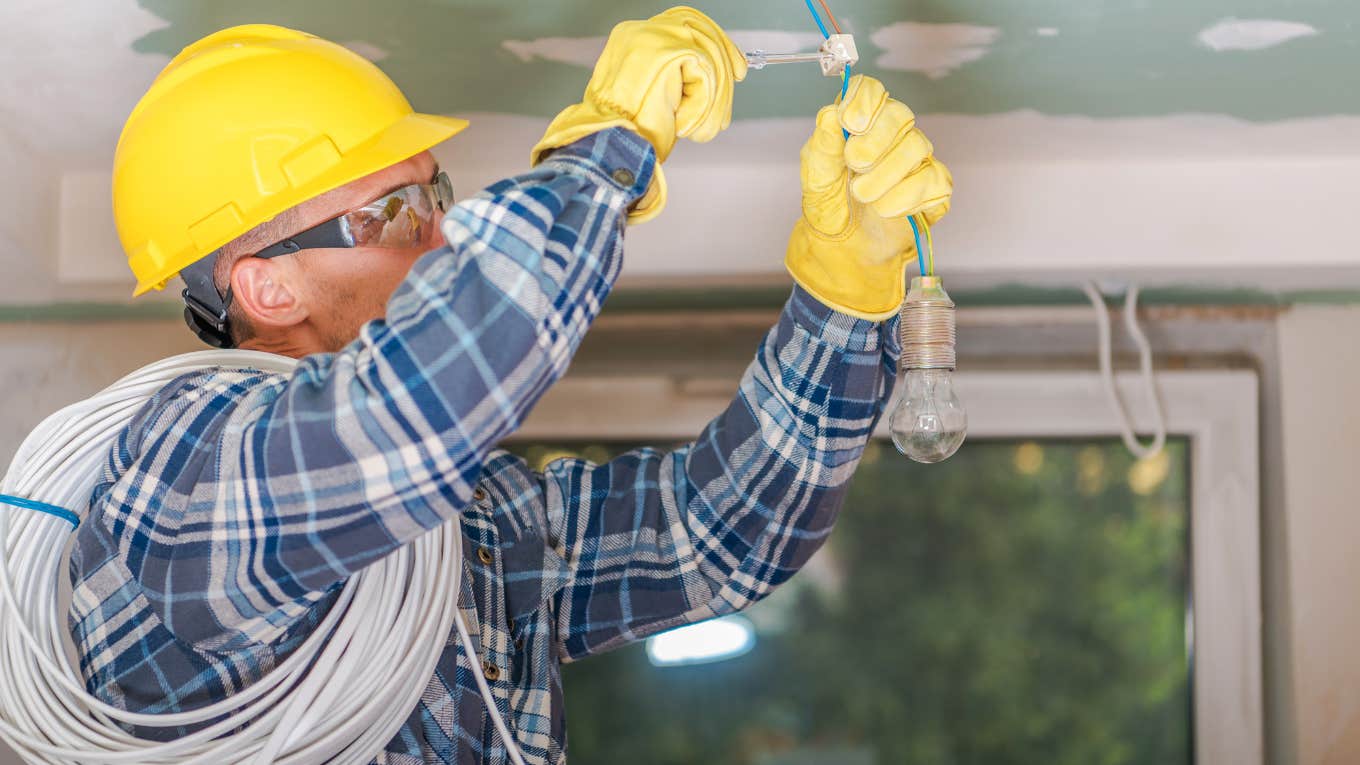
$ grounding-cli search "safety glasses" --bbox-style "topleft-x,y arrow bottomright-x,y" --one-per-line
252,171 -> 455,259
181,170 -> 456,348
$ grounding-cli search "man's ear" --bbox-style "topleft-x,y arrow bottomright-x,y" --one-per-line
231,257 -> 308,329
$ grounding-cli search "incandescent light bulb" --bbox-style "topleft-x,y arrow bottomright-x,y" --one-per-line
890,368 -> 967,463
889,276 -> 968,463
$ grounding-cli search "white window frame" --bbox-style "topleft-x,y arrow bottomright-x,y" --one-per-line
519,368 -> 1263,765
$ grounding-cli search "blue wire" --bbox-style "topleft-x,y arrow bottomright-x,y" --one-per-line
908,216 -> 927,276
840,65 -> 852,139
804,0 -> 832,39
802,1 -> 931,279
0,494 -> 79,529
803,0 -> 852,138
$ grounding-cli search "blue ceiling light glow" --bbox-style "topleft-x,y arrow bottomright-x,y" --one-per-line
645,615 -> 756,667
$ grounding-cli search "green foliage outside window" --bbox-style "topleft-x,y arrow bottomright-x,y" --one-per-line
510,439 -> 1191,765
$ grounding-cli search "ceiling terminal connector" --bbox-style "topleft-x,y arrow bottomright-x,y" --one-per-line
745,33 -> 859,77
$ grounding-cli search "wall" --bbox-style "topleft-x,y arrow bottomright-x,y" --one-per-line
0,322 -> 200,468
1276,305 -> 1360,765
39,111 -> 1360,308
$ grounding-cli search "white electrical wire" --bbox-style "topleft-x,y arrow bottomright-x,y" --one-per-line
0,350 -> 528,765
1081,282 -> 1167,460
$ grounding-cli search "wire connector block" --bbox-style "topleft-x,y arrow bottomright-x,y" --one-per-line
744,33 -> 859,77
820,34 -> 858,77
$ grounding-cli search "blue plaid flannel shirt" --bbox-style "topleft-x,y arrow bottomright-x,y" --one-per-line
68,128 -> 901,764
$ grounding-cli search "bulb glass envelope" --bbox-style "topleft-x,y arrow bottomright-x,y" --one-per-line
891,369 -> 968,463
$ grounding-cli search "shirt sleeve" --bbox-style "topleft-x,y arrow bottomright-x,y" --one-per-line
95,128 -> 656,651
541,286 -> 900,661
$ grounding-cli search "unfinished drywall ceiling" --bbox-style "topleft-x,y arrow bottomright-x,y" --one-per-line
1,0 -> 1358,306
8,0 -> 1353,163
129,0 -> 1354,121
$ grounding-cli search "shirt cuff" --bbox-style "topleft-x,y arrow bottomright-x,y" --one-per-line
537,127 -> 657,208
787,285 -> 889,353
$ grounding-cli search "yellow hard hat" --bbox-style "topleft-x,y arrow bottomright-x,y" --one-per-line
114,24 -> 469,296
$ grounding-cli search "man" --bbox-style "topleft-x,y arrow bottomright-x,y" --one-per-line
76,7 -> 950,764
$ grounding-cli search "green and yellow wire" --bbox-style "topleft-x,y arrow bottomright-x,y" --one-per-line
909,215 -> 935,276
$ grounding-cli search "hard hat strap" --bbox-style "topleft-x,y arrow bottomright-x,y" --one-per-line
180,253 -> 234,348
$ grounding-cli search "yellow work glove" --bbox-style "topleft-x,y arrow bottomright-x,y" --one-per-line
786,75 -> 953,321
530,6 -> 747,223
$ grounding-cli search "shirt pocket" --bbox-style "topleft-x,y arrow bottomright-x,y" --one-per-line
500,531 -> 570,628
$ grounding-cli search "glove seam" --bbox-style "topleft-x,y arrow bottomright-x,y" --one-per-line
804,194 -> 864,244
847,119 -> 918,176
587,92 -> 637,126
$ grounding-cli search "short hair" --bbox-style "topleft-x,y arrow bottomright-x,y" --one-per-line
212,207 -> 303,346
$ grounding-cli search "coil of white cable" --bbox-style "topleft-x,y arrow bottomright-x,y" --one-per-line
0,350 -> 527,765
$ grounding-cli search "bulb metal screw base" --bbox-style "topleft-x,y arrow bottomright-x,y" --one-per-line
899,276 -> 956,371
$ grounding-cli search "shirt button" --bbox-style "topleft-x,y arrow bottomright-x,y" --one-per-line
508,616 -> 516,631
473,487 -> 487,502
611,168 -> 636,187
515,637 -> 525,652
483,661 -> 501,681
477,546 -> 494,566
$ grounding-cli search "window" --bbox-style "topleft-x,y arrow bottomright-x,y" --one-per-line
515,368 -> 1262,764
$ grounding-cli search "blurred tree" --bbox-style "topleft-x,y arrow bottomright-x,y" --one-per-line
509,439 -> 1190,765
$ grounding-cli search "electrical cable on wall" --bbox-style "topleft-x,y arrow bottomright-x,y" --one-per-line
1082,282 -> 1168,460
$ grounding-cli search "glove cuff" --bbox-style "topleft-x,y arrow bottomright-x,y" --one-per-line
530,103 -> 636,167
627,164 -> 667,223
531,103 -> 670,223
785,222 -> 911,321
